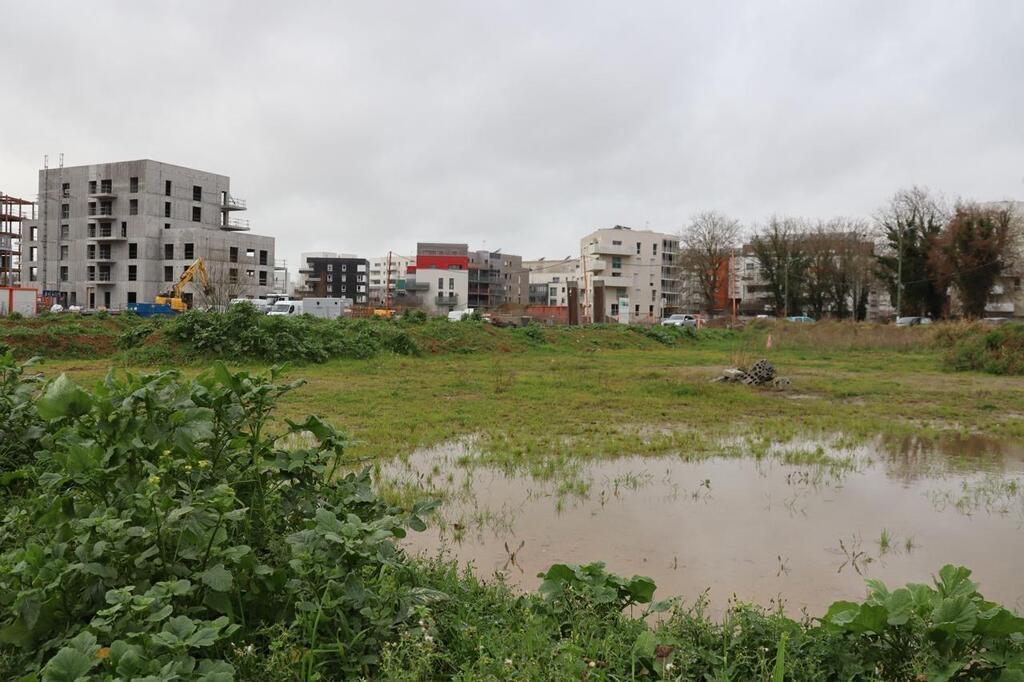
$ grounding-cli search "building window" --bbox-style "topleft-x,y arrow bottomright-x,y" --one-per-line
229,268 -> 238,284
192,206 -> 201,222
246,248 -> 255,258
130,199 -> 139,215
29,267 -> 38,282
636,242 -> 641,254
87,202 -> 96,216
165,180 -> 172,196
611,272 -> 621,278
59,266 -> 68,282
612,240 -> 621,246
327,274 -> 333,283
128,265 -> 137,281
88,224 -> 96,238
130,177 -> 139,193
229,246 -> 238,263
438,277 -> 444,290
259,271 -> 267,286
89,180 -> 97,194
101,179 -> 112,194
259,250 -> 267,266
193,185 -> 202,202
164,266 -> 173,282
164,223 -> 170,230
611,257 -> 622,269
129,243 -> 138,259
610,303 -> 619,316
341,264 -> 347,272
60,244 -> 68,260
28,246 -> 38,262
245,270 -> 255,279
127,292 -> 137,305
449,277 -> 454,289
164,202 -> 171,218
184,243 -> 194,260
164,244 -> 174,260
653,243 -> 658,255
87,244 -> 96,259
59,224 -> 68,240
60,203 -> 69,219
121,222 -> 128,238
61,182 -> 70,198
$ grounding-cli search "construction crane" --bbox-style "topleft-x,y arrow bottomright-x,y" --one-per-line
155,257 -> 212,312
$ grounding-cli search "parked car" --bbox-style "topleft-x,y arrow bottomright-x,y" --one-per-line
661,314 -> 698,328
895,316 -> 932,327
786,315 -> 815,323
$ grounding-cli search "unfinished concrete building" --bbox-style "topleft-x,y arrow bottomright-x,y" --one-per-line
19,160 -> 275,310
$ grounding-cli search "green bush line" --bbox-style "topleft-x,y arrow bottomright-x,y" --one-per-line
1,352 -> 1023,680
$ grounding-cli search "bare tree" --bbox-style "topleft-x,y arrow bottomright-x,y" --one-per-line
680,211 -> 741,315
750,216 -> 809,316
874,186 -> 950,317
193,262 -> 261,311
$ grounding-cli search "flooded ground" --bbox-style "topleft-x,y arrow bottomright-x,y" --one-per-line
379,433 -> 1024,615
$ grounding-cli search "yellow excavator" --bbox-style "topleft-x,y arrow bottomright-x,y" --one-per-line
155,257 -> 213,312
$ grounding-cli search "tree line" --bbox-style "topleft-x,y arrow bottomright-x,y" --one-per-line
678,187 -> 1020,319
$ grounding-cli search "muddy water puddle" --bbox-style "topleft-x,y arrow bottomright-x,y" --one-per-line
380,434 -> 1024,614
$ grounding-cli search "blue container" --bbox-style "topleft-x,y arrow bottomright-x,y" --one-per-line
127,303 -> 176,318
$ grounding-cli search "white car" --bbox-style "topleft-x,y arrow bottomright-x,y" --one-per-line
267,300 -> 303,317
661,314 -> 698,328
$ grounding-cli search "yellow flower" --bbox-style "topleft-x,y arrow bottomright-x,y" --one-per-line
198,460 -> 211,469
148,475 -> 161,485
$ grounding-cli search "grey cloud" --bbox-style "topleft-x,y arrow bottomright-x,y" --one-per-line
1,0 -> 1022,271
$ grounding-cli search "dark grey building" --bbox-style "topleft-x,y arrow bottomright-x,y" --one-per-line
297,252 -> 368,303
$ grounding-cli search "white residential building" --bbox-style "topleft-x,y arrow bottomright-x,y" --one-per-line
524,257 -> 580,306
580,226 -> 681,323
367,253 -> 414,305
407,267 -> 468,315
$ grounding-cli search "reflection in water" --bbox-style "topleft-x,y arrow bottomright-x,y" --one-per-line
378,434 -> 1024,615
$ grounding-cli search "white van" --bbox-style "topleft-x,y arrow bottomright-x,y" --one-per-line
268,300 -> 303,317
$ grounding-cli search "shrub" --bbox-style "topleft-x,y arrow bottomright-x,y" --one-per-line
0,363 -> 436,680
945,323 -> 1024,375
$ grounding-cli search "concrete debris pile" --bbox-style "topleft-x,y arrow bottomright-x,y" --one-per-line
712,358 -> 791,389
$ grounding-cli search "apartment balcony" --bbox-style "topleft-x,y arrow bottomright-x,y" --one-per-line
435,294 -> 459,306
88,271 -> 115,284
592,243 -> 633,256
586,259 -> 607,272
986,301 -> 1015,313
93,225 -> 127,240
221,218 -> 250,232
89,188 -> 116,199
90,252 -> 116,264
88,207 -> 116,220
221,195 -> 247,211
403,279 -> 429,291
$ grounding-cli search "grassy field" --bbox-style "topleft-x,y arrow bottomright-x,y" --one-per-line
38,327 -> 1024,468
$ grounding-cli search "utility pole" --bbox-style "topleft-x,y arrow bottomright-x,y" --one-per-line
895,220 -> 903,317
783,250 -> 790,318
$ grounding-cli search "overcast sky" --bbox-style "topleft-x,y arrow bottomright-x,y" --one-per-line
2,1 -> 1022,271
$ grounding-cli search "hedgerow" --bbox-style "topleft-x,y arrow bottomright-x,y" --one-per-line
944,323 -> 1024,375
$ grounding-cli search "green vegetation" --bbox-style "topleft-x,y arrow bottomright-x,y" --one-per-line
2,354 -> 1023,680
944,323 -> 1024,376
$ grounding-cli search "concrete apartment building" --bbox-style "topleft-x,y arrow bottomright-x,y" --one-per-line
580,226 -> 681,323
20,160 -> 274,310
367,253 -> 414,305
404,242 -> 469,314
468,250 -> 528,309
296,252 -> 368,304
523,257 -> 580,306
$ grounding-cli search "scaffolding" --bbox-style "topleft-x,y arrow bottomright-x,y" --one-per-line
1,192 -> 34,287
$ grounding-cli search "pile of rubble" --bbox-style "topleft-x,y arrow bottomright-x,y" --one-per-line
711,358 -> 791,389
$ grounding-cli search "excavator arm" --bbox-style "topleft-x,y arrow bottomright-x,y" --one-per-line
156,257 -> 213,312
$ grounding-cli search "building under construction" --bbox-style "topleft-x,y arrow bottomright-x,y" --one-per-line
1,192 -> 34,287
